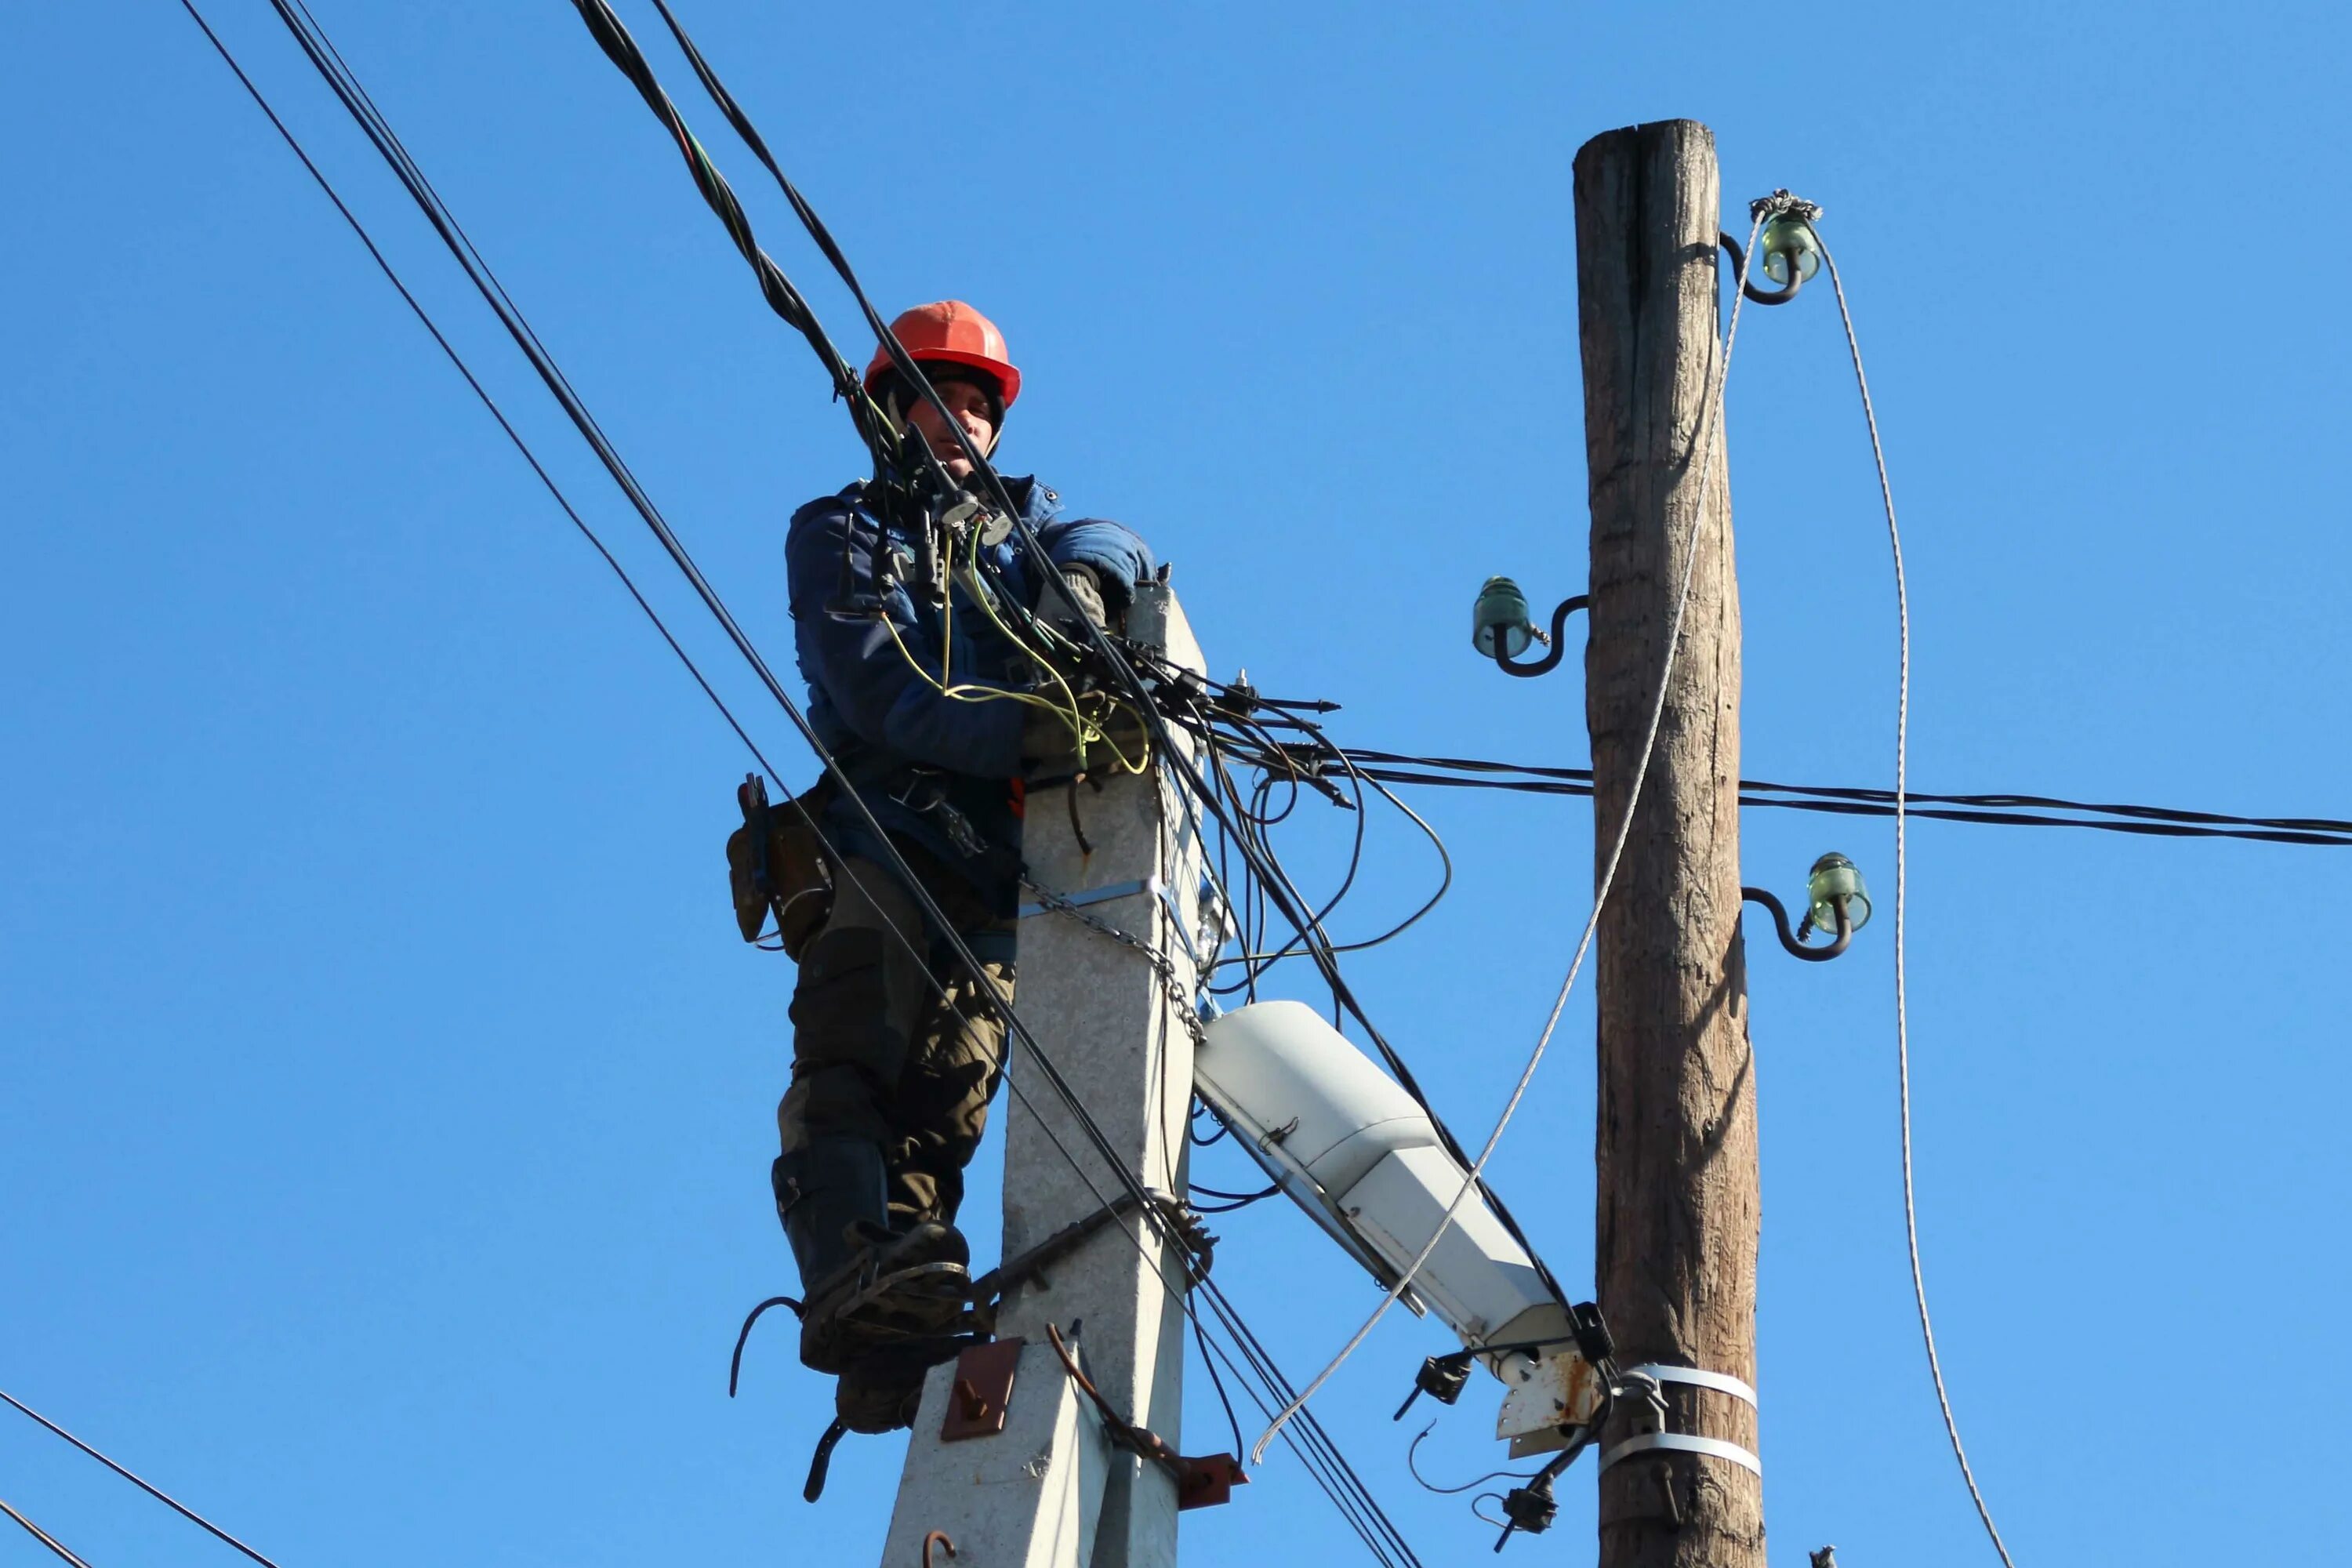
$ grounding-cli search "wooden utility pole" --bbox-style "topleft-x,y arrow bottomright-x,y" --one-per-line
1575,121 -> 1763,1568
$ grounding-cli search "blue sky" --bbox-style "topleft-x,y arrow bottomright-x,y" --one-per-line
5,2 -> 2348,1564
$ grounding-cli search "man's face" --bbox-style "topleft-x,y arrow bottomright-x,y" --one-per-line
902,375 -> 1000,481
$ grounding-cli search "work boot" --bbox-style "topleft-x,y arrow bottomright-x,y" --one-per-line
775,1138 -> 886,1291
833,1344 -> 953,1434
776,1141 -> 973,1373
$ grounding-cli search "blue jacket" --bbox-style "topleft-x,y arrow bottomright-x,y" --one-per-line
786,474 -> 1154,904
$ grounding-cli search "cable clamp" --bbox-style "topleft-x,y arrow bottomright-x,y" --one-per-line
1621,1362 -> 1757,1408
1596,1364 -> 1760,1476
1598,1432 -> 1762,1478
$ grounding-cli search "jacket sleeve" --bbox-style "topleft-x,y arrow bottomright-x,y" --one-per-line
786,497 -> 1027,778
1033,515 -> 1156,609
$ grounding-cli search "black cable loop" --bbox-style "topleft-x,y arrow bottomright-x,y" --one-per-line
1718,230 -> 1805,305
1404,1424 -> 1541,1495
1490,594 -> 1590,678
1740,887 -> 1855,962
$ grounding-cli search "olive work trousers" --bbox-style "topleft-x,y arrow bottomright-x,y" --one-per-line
776,847 -> 1015,1230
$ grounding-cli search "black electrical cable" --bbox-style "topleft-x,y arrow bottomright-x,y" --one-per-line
0,1498 -> 94,1568
1274,745 -> 2352,848
1403,1424 -> 1540,1496
1189,1181 -> 1281,1214
1189,1181 -> 1280,1203
1189,693 -> 1455,970
1190,1310 -> 1247,1465
178,0 -> 781,789
557,0 -> 894,463
0,1389 -> 281,1568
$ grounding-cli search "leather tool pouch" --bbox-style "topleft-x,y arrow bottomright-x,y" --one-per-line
728,773 -> 837,959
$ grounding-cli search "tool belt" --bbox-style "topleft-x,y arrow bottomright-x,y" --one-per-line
727,773 -> 839,960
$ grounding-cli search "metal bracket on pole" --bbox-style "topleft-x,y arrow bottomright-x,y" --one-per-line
1598,1363 -> 1761,1476
940,1339 -> 1025,1443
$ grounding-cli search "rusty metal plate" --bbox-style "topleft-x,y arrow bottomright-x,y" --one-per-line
939,1338 -> 1023,1443
1498,1343 -> 1608,1457
1174,1452 -> 1247,1511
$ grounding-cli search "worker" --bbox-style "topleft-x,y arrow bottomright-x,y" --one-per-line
773,300 -> 1154,1434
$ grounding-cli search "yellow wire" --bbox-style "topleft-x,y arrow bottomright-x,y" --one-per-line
956,537 -> 1150,775
869,506 -> 1149,775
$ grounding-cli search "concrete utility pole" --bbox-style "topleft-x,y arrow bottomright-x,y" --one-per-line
880,591 -> 1214,1568
1575,122 -> 1764,1568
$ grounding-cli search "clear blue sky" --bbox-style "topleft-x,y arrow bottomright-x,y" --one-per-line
5,2 -> 2347,1564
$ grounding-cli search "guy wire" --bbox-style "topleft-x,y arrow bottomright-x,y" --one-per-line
1817,231 -> 2017,1567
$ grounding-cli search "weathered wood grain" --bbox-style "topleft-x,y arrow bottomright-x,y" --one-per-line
1577,119 -> 1764,1568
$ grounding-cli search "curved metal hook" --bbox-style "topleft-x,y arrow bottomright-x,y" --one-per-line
1718,231 -> 1805,306
1492,595 -> 1590,678
802,1417 -> 848,1503
728,1294 -> 804,1397
1740,886 -> 1853,962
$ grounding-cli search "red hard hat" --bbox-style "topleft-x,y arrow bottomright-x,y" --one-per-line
864,300 -> 1022,410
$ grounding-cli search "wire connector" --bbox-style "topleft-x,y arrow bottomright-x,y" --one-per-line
1392,1353 -> 1473,1421
1492,1473 -> 1559,1552
1750,187 -> 1823,224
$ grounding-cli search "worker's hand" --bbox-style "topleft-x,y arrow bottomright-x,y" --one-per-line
1040,563 -> 1109,633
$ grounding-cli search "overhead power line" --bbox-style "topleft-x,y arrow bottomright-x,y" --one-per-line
1237,744 -> 2352,849
173,0 -> 781,786
0,1496 -> 96,1568
0,1388 -> 282,1568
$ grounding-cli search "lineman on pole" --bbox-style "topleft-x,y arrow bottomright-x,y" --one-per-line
768,301 -> 1154,1434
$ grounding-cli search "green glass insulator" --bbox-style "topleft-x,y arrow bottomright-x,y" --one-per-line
1760,214 -> 1824,285
1472,576 -> 1536,659
1806,852 -> 1871,933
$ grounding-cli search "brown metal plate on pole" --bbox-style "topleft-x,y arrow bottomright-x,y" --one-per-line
938,1338 -> 1025,1443
1174,1454 -> 1247,1512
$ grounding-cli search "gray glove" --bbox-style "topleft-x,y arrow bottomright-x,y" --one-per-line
1040,563 -> 1109,634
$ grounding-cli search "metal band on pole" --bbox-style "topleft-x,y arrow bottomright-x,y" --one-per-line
1598,1432 -> 1762,1478
1622,1363 -> 1758,1407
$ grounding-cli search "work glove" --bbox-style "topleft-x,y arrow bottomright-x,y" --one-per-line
1020,691 -> 1150,777
1039,563 -> 1109,635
